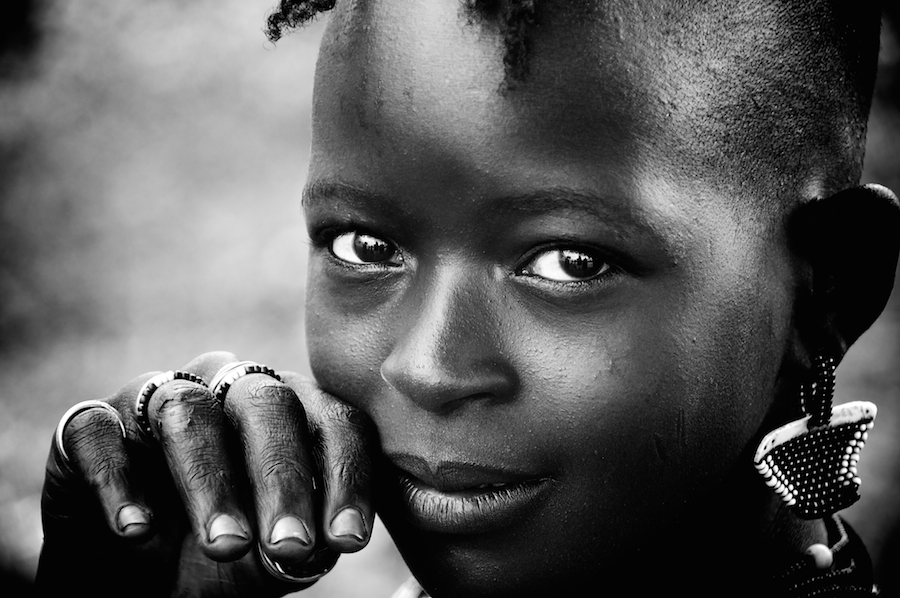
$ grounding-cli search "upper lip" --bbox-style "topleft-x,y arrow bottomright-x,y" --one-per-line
384,452 -> 542,492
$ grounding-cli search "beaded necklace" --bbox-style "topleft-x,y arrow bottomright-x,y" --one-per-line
769,515 -> 879,597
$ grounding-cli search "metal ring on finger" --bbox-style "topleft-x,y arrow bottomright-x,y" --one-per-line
134,370 -> 208,436
257,544 -> 334,584
55,400 -> 126,463
209,360 -> 282,406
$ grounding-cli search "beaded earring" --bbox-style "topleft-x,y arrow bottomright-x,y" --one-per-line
754,355 -> 877,519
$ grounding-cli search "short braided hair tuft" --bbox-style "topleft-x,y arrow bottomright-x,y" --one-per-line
264,0 -> 540,86
265,0 -> 337,44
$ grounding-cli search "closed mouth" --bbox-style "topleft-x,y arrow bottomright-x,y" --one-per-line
382,453 -> 554,534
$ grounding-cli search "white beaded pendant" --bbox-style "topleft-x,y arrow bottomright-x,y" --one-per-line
754,401 -> 876,519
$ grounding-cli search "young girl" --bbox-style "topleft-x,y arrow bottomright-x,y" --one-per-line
36,1 -> 900,596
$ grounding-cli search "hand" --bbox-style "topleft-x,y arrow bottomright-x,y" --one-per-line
36,351 -> 377,597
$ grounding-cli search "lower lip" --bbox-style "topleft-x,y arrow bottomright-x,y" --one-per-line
392,473 -> 554,534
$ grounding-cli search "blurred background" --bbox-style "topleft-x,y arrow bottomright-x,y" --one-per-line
0,2 -> 898,596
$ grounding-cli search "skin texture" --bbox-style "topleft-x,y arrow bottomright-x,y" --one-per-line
35,2 -> 899,597
37,352 -> 376,597
303,1 -> 893,596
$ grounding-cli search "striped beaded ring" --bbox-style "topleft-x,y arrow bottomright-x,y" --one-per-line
135,370 -> 208,437
209,360 -> 282,406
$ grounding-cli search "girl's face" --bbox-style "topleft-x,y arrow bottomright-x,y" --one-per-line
303,3 -> 798,596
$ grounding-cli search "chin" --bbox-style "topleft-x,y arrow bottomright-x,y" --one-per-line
379,506 -> 622,598
403,547 -> 609,598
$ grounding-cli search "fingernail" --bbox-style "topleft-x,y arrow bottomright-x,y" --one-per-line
270,516 -> 312,546
208,514 -> 249,542
117,504 -> 150,534
330,507 -> 366,542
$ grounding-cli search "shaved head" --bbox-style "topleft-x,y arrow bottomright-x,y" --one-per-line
270,0 -> 881,211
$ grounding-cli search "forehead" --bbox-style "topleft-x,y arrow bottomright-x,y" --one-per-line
308,0 -> 836,204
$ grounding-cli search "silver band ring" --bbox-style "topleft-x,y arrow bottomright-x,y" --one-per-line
135,370 -> 207,436
55,400 -> 126,463
257,545 -> 332,584
209,361 -> 282,405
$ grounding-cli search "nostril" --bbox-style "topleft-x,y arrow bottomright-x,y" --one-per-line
379,357 -> 518,414
378,272 -> 519,413
438,391 -> 507,414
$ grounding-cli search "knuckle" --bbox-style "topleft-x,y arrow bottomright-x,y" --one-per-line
152,382 -> 217,437
322,452 -> 372,498
182,456 -> 233,493
322,399 -> 355,421
68,406 -> 122,434
66,412 -> 127,484
76,446 -> 125,486
228,382 -> 309,434
327,452 -> 371,491
295,379 -> 367,430
258,448 -> 314,485
315,406 -> 374,490
230,374 -> 375,492
322,400 -> 373,439
244,381 -> 299,411
164,380 -> 214,405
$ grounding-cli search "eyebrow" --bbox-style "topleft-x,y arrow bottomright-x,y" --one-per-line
492,188 -> 649,226
303,180 -> 389,211
302,180 -> 662,241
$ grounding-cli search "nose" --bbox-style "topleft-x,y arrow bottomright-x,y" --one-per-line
379,265 -> 518,414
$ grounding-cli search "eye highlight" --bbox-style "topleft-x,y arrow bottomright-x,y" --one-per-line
520,248 -> 610,282
330,231 -> 402,266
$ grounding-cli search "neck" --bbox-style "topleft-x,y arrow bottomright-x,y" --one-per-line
635,460 -> 829,594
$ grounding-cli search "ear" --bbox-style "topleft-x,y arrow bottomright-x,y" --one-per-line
790,183 -> 900,359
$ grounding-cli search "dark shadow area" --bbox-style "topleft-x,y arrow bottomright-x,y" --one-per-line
0,1 -> 43,73
868,7 -> 900,597
1,567 -> 36,598
878,522 -> 900,598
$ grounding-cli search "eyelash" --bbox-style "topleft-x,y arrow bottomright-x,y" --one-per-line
515,245 -> 616,288
318,229 -> 617,288
321,229 -> 405,271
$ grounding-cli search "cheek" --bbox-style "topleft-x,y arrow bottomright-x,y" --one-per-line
632,260 -> 791,489
304,268 -> 394,405
510,306 -> 681,496
520,267 -> 790,504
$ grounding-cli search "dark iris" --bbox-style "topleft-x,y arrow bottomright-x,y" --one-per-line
353,233 -> 396,262
559,249 -> 602,278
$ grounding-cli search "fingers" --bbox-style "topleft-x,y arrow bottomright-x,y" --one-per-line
47,349 -> 378,589
189,353 -> 321,566
280,371 -> 377,554
187,353 -> 377,561
48,384 -> 156,543
140,358 -> 253,562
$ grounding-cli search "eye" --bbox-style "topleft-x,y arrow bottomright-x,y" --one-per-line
330,231 -> 402,266
521,248 -> 610,282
